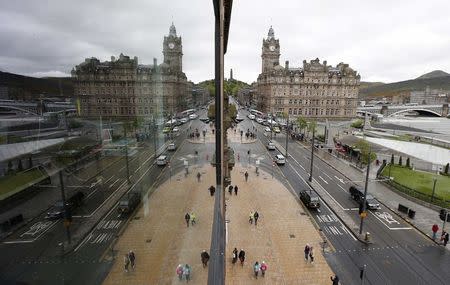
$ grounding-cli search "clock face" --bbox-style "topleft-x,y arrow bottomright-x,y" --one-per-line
168,43 -> 175,49
269,45 -> 275,51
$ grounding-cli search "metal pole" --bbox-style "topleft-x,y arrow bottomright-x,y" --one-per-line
124,126 -> 131,184
443,211 -> 448,233
285,115 -> 289,158
309,127 -> 315,182
59,171 -> 71,244
431,178 -> 437,203
361,264 -> 366,285
359,151 -> 371,235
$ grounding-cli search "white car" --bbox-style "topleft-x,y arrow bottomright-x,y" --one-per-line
273,126 -> 281,133
180,117 -> 188,124
275,154 -> 286,165
172,127 -> 179,133
156,155 -> 168,166
256,118 -> 264,124
264,127 -> 271,132
168,143 -> 176,151
247,114 -> 255,120
189,113 -> 198,120
267,142 -> 276,151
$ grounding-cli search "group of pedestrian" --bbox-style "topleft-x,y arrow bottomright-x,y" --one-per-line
253,261 -> 267,278
176,264 -> 191,282
228,185 -> 239,195
184,212 -> 196,227
431,224 -> 449,246
123,250 -> 136,273
249,211 -> 260,226
304,244 -> 314,263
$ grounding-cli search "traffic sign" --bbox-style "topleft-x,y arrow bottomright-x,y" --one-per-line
63,219 -> 71,228
360,211 -> 367,218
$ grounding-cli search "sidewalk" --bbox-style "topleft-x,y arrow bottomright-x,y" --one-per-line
102,164 -> 334,284
294,140 -> 448,248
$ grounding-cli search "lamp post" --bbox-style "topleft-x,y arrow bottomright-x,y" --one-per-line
431,178 -> 437,203
285,114 -> 289,158
359,151 -> 371,235
124,124 -> 131,184
308,125 -> 315,183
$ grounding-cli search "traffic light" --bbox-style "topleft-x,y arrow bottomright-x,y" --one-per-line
359,202 -> 364,215
439,209 -> 450,222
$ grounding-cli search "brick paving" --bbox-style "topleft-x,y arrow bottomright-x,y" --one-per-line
103,163 -> 333,285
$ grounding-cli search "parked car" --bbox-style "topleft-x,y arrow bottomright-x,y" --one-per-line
168,142 -> 176,151
299,190 -> 320,209
349,186 -> 380,210
256,117 -> 264,124
118,191 -> 141,216
180,117 -> 189,124
264,127 -> 271,132
273,126 -> 281,133
189,113 -> 198,120
267,142 -> 276,150
172,127 -> 179,133
199,117 -> 210,123
247,114 -> 255,120
274,154 -> 286,165
162,127 -> 171,134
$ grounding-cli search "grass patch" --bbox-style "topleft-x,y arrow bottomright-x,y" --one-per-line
0,168 -> 47,200
382,164 -> 450,201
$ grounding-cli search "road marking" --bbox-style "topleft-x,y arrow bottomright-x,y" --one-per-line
322,172 -> 332,180
370,211 -> 412,230
108,178 -> 120,188
318,176 -> 329,184
312,178 -> 349,211
105,176 -> 113,184
318,198 -> 357,241
334,176 -> 345,184
337,184 -> 347,193
4,220 -> 59,244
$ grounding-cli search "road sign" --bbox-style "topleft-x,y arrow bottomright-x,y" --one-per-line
63,219 -> 71,228
360,211 -> 367,218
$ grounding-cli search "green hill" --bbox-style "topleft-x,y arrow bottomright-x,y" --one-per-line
417,70 -> 450,79
198,78 -> 250,97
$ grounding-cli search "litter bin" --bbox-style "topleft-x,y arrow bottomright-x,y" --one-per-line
408,209 -> 416,219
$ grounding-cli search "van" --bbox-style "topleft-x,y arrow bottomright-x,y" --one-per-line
275,154 -> 286,165
299,190 -> 320,209
156,155 -> 168,166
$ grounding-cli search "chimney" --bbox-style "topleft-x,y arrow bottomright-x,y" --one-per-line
153,58 -> 157,68
285,60 -> 289,69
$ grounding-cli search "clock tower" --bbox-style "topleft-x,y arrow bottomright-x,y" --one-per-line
261,26 -> 280,73
163,22 -> 183,72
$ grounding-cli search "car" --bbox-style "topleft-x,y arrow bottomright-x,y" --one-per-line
199,117 -> 210,123
235,115 -> 244,122
118,191 -> 141,216
299,190 -> 320,209
156,155 -> 168,166
46,191 -> 84,219
180,117 -> 189,124
172,127 -> 179,133
267,142 -> 276,150
247,114 -> 255,120
189,113 -> 198,120
168,142 -> 176,151
273,126 -> 281,133
162,127 -> 171,133
349,186 -> 380,210
264,127 -> 271,132
256,117 -> 264,124
274,154 -> 286,165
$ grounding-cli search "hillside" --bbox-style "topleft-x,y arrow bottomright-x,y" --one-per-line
0,71 -> 73,99
359,75 -> 450,99
417,70 -> 450,79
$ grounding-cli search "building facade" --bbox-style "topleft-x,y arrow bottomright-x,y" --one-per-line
72,23 -> 190,119
256,26 -> 360,120
410,86 -> 449,105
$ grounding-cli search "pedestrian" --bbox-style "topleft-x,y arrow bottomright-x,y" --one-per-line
124,253 -> 130,273
254,211 -> 259,226
197,172 -> 201,182
249,212 -> 254,224
232,248 -> 238,264
244,171 -> 249,182
253,261 -> 260,278
209,185 -> 215,196
201,250 -> 210,268
183,264 -> 191,282
304,244 -> 310,261
176,264 -> 184,280
185,213 -> 190,227
190,212 -> 196,226
331,275 -> 339,285
234,185 -> 238,195
128,250 -> 136,269
443,231 -> 449,246
309,246 -> 314,263
260,261 -> 267,277
228,185 -> 233,195
238,249 -> 246,266
432,224 -> 439,240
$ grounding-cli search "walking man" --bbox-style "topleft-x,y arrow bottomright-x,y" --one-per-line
184,213 -> 190,227
432,224 -> 439,240
209,185 -> 215,196
260,261 -> 267,277
309,246 -> 314,263
254,211 -> 259,226
201,250 -> 210,268
176,264 -> 184,280
443,231 -> 449,246
244,171 -> 249,182
124,253 -> 130,273
254,261 -> 261,278
232,248 -> 238,264
228,185 -> 233,195
238,249 -> 246,266
304,244 -> 310,261
183,264 -> 191,282
249,212 -> 254,224
190,212 -> 196,226
331,275 -> 340,285
197,172 -> 201,182
129,250 -> 136,269
234,185 -> 238,195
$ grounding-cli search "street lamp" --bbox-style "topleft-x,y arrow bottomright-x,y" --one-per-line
431,178 -> 437,203
308,125 -> 315,182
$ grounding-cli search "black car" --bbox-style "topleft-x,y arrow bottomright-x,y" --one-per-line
349,186 -> 380,210
46,191 -> 85,219
299,190 -> 320,209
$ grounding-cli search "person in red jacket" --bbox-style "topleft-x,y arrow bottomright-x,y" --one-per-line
432,224 -> 439,240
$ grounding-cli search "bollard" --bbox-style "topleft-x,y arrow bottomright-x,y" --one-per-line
365,232 -> 371,242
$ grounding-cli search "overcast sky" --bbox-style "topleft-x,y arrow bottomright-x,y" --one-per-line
1,0 -> 449,84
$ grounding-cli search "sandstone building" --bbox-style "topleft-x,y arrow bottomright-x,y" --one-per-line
256,26 -> 360,120
71,23 -> 190,119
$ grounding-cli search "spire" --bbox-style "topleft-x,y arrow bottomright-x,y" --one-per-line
267,25 -> 274,40
169,22 -> 177,37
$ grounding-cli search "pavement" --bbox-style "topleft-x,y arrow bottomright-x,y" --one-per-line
102,163 -> 334,284
276,139 -> 449,249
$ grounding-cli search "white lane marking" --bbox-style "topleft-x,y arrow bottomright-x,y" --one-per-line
108,178 -> 120,189
334,176 -> 345,184
319,198 -> 357,241
4,220 -> 59,244
337,184 -> 347,193
323,172 -> 332,180
318,176 -> 329,184
370,211 -> 412,230
299,164 -> 305,170
312,178 -> 349,212
119,165 -> 126,172
105,176 -> 114,184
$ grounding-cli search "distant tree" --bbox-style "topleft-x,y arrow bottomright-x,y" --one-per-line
406,157 -> 410,168
228,104 -> 237,119
399,156 -> 403,166
445,163 -> 449,174
307,120 -> 317,138
355,139 -> 376,165
391,154 -> 394,165
17,159 -> 23,171
208,104 -> 215,120
296,116 -> 308,135
351,119 -> 364,129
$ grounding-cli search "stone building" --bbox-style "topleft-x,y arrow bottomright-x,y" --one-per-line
72,23 -> 190,119
256,26 -> 360,120
410,86 -> 449,105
